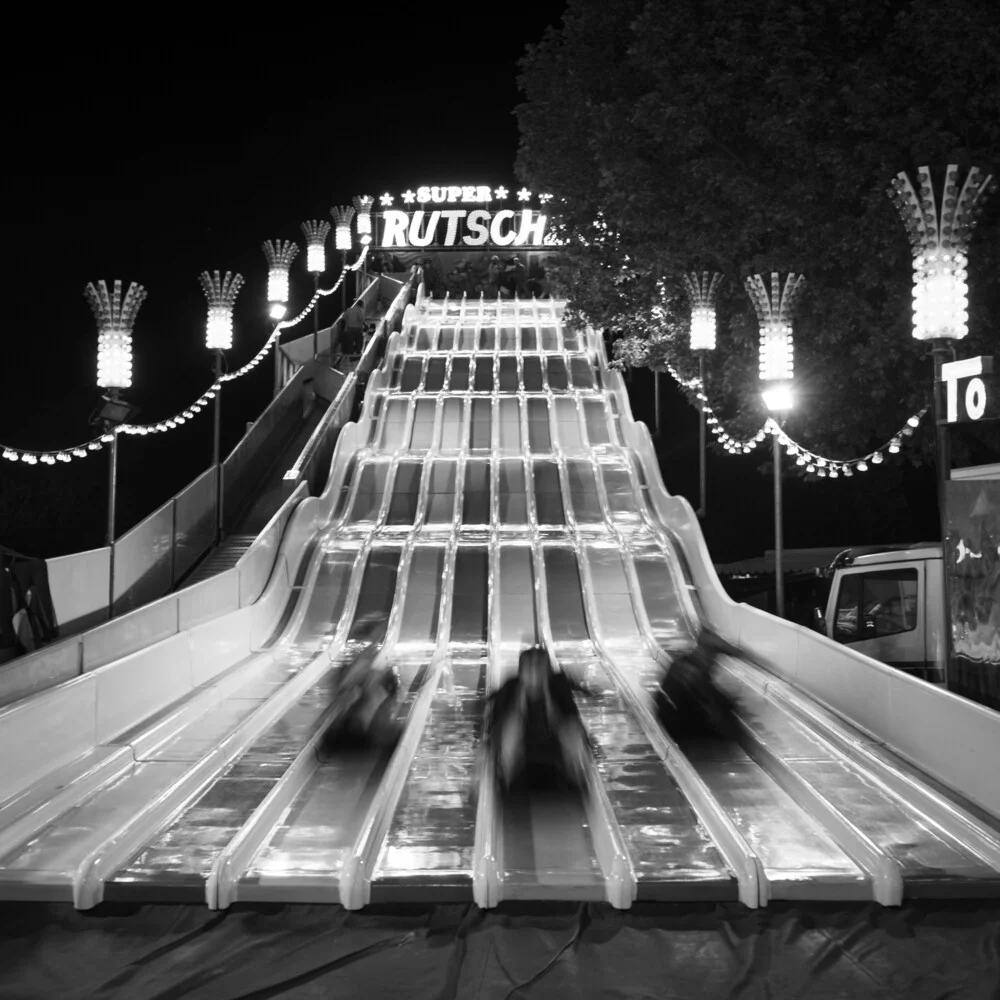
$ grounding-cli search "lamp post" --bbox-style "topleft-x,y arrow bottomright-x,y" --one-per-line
683,271 -> 723,518
84,279 -> 147,621
746,271 -> 804,619
889,163 -> 994,688
301,220 -> 331,359
200,270 -> 244,543
262,240 -> 299,395
353,195 -> 374,289
331,204 -> 356,314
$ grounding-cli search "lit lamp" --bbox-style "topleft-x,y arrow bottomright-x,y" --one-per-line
683,271 -> 723,518
889,163 -> 994,688
84,278 -> 147,620
331,204 -> 356,313
746,271 -> 805,619
200,269 -> 244,542
301,220 -> 331,359
261,239 -> 299,395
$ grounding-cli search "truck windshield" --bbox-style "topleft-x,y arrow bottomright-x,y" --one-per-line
833,568 -> 919,643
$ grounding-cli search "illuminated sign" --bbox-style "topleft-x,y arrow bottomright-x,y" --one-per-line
370,184 -> 558,250
941,356 -> 997,423
378,209 -> 549,249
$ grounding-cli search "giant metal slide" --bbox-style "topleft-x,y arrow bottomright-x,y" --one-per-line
1,291 -> 999,910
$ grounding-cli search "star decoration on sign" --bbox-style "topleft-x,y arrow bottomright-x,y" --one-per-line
402,190 -> 416,204
494,186 -> 508,200
517,187 -> 532,201
379,192 -> 393,207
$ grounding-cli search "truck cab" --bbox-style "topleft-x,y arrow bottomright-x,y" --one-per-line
818,545 -> 946,685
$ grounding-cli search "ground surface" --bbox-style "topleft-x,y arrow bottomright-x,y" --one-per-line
0,899 -> 998,999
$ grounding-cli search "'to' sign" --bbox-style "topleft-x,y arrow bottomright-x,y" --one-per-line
941,356 -> 997,424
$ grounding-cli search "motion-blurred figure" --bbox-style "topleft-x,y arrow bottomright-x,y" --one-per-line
484,645 -> 591,793
655,624 -> 746,741
321,614 -> 400,753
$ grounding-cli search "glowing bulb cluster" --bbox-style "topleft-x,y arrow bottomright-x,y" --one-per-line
331,204 -> 356,251
746,272 -> 803,384
889,164 -> 994,342
656,357 -> 925,477
261,239 -> 299,304
758,322 -> 794,382
912,249 -> 969,341
352,195 -> 374,244
301,220 -> 331,274
683,272 -> 722,351
200,270 -> 244,351
85,279 -> 147,390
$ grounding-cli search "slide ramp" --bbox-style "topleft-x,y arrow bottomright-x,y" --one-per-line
0,294 -> 998,909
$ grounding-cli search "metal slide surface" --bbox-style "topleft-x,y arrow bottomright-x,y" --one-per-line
1,296 -> 999,909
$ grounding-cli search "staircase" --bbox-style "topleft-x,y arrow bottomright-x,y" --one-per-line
182,535 -> 256,587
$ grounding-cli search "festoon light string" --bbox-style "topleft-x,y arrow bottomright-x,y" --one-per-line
659,357 -> 929,478
1,245 -> 369,466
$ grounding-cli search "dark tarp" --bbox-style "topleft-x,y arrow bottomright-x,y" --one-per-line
1,900 -> 998,999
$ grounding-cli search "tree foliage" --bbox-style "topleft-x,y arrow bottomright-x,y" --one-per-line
515,0 -> 1000,461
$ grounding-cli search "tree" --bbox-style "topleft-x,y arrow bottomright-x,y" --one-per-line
515,0 -> 1000,463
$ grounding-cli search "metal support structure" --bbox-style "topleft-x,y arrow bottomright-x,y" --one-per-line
932,339 -> 955,688
273,325 -> 282,397
213,350 -> 225,543
312,274 -> 320,359
105,388 -> 120,622
698,351 -> 707,519
654,370 -> 661,437
773,424 -> 785,619
340,251 -> 348,314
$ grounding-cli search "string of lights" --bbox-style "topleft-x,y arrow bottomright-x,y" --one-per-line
659,358 -> 929,477
1,246 -> 370,466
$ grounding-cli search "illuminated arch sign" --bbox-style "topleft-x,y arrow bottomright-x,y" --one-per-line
373,184 -> 557,250
942,356 -> 997,423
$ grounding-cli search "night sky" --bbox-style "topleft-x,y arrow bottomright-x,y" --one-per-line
0,14 -> 945,563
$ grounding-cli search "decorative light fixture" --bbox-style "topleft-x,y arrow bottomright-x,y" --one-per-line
261,239 -> 298,312
200,270 -> 244,352
352,195 -> 374,245
746,271 -> 804,409
890,164 -> 993,690
746,271 -> 804,620
199,269 -> 243,541
682,270 -> 723,518
683,271 -> 722,352
301,220 -> 331,274
330,204 -> 356,252
889,164 -> 993,342
85,279 -> 147,390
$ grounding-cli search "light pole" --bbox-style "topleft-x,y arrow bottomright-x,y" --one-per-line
889,163 -> 994,689
683,271 -> 723,518
200,270 -> 244,543
301,220 -> 331,359
747,271 -> 804,619
262,240 -> 298,396
331,204 -> 356,315
84,279 -> 146,620
353,194 -> 374,289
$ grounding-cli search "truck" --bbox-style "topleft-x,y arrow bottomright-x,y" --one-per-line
813,544 -> 947,686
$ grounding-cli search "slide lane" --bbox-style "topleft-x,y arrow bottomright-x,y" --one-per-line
0,535 -> 371,906
100,544 -> 401,905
